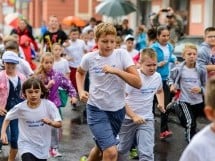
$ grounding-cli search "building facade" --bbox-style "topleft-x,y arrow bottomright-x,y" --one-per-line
0,0 -> 214,36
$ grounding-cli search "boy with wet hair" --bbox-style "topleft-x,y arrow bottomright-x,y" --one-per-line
179,77 -> 215,161
77,22 -> 141,161
118,48 -> 165,161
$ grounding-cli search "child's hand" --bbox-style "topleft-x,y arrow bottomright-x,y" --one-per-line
102,65 -> 117,74
70,97 -> 78,105
158,61 -> 166,67
0,108 -> 7,116
131,114 -> 146,124
157,104 -> 166,113
1,132 -> 8,145
42,118 -> 53,126
170,84 -> 177,93
47,80 -> 55,89
79,91 -> 89,103
190,87 -> 201,94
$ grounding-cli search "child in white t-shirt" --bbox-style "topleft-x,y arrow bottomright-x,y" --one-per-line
117,48 -> 165,161
52,43 -> 70,78
179,77 -> 215,161
1,76 -> 62,161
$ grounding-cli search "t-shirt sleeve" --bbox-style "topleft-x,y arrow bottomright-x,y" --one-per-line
47,101 -> 62,122
120,49 -> 135,69
79,54 -> 90,71
5,105 -> 20,120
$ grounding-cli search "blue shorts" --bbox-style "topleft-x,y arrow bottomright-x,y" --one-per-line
86,104 -> 125,151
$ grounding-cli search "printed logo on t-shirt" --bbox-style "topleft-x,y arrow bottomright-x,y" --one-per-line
140,87 -> 156,94
92,64 -> 116,76
26,120 -> 44,127
182,77 -> 197,83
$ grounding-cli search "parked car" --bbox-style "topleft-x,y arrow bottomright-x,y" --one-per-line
173,35 -> 204,62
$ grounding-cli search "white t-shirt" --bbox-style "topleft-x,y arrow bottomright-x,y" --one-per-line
53,58 -> 70,76
80,48 -> 134,111
127,49 -> 139,59
179,66 -> 203,105
125,71 -> 162,120
159,44 -> 170,62
5,99 -> 62,159
179,124 -> 215,161
16,58 -> 34,77
64,39 -> 87,68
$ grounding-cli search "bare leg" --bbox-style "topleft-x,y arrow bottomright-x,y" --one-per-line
102,145 -> 118,161
8,148 -> 18,161
87,145 -> 102,161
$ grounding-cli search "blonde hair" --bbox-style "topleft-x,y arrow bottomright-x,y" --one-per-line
182,43 -> 197,55
94,23 -> 117,40
139,48 -> 157,63
35,52 -> 54,76
205,77 -> 215,109
51,43 -> 62,51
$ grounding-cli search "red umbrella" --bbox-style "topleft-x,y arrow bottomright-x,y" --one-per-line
62,16 -> 86,27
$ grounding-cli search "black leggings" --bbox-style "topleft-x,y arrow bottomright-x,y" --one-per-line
22,153 -> 47,161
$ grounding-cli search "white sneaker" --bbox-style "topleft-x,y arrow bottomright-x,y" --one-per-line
50,148 -> 62,157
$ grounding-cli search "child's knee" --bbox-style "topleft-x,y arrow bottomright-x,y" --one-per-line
103,146 -> 118,160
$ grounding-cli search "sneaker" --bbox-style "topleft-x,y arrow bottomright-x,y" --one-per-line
80,156 -> 87,161
129,148 -> 139,160
160,130 -> 173,140
49,148 -> 62,157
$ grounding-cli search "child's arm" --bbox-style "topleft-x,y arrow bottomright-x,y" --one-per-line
125,104 -> 145,124
42,118 -> 62,128
102,65 -> 142,89
156,88 -> 166,113
1,119 -> 10,145
76,67 -> 89,103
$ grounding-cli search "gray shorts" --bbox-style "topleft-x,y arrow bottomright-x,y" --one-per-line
118,119 -> 155,161
86,104 -> 125,151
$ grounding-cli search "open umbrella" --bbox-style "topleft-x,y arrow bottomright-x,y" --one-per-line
4,12 -> 23,27
95,0 -> 136,18
62,16 -> 86,27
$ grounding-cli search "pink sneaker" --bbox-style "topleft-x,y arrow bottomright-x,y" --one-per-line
49,148 -> 62,157
160,130 -> 173,140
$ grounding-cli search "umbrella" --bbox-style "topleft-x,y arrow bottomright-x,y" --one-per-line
62,16 -> 86,27
95,0 -> 136,18
4,12 -> 23,27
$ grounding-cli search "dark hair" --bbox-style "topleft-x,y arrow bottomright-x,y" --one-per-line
156,25 -> 169,36
70,27 -> 80,33
204,27 -> 215,35
22,76 -> 49,98
147,27 -> 157,41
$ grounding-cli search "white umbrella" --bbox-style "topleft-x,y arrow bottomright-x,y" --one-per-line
95,0 -> 136,18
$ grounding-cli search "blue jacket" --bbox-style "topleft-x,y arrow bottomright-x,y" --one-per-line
151,42 -> 175,80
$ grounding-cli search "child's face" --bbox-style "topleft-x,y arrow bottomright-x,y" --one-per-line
126,40 -> 134,50
157,29 -> 170,46
4,62 -> 16,74
70,31 -> 79,41
42,56 -> 54,73
205,31 -> 215,46
183,48 -> 197,65
140,56 -> 157,76
96,34 -> 116,56
88,31 -> 94,39
52,45 -> 62,57
25,87 -> 42,105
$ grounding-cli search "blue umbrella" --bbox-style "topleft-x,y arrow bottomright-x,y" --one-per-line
95,0 -> 137,18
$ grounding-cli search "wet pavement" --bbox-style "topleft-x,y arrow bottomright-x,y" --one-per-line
0,103 -> 209,161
